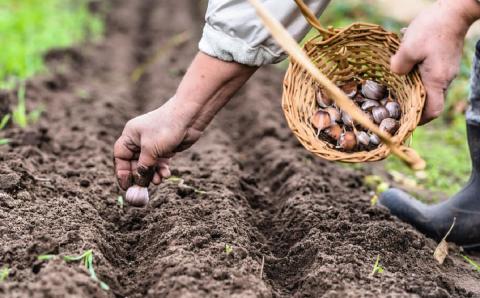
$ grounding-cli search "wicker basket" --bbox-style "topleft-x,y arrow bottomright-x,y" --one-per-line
279,1 -> 427,166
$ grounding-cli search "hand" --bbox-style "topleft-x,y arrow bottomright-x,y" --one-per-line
113,52 -> 256,190
390,0 -> 479,124
113,101 -> 202,190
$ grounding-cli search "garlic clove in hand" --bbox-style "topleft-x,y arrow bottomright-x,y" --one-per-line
126,185 -> 149,207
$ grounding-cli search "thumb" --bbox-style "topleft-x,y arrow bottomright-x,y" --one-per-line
390,44 -> 420,75
134,143 -> 158,187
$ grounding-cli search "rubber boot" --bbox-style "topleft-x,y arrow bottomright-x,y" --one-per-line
379,40 -> 480,250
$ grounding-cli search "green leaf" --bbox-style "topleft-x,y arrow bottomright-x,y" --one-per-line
37,254 -> 56,261
462,255 -> 480,272
0,266 -> 10,282
99,281 -> 110,291
0,139 -> 10,146
0,114 -> 10,130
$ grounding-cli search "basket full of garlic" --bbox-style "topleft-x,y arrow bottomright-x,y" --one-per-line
275,0 -> 427,167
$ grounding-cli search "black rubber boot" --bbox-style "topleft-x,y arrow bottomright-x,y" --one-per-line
379,40 -> 480,250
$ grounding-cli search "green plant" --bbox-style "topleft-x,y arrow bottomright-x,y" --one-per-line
224,244 -> 233,255
117,195 -> 124,209
0,114 -> 10,130
369,255 -> 384,277
166,176 -> 207,194
11,84 -> 43,128
0,0 -> 103,88
0,266 -> 10,282
63,250 -> 109,290
37,254 -> 56,261
462,255 -> 480,273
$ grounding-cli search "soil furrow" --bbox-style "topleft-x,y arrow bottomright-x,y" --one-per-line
1,1 -> 480,297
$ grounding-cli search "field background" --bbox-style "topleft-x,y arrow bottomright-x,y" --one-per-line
1,0 -> 479,198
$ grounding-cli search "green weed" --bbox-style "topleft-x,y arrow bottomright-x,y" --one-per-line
63,250 -> 109,291
224,244 -> 233,255
0,0 -> 103,88
117,195 -> 124,209
166,176 -> 207,195
369,255 -> 384,277
0,266 -> 10,282
11,84 -> 43,128
38,250 -> 109,291
462,255 -> 480,273
37,254 -> 56,261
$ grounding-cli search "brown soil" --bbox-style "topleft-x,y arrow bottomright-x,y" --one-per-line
1,1 -> 480,297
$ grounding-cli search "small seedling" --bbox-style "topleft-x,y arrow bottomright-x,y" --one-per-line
37,254 -> 56,261
12,83 -> 43,129
0,114 -> 10,130
462,255 -> 480,273
63,250 -> 109,291
369,255 -> 384,277
0,138 -> 10,146
166,176 -> 207,194
224,244 -> 233,255
0,266 -> 10,282
117,195 -> 124,209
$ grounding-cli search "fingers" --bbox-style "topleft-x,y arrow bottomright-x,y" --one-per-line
391,43 -> 422,75
114,136 -> 137,190
419,84 -> 445,125
152,159 -> 171,185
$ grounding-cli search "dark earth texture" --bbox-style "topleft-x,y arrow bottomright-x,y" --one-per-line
1,1 -> 480,297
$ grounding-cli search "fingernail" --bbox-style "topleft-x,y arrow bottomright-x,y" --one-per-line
133,165 -> 155,187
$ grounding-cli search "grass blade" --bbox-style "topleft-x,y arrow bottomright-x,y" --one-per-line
37,254 -> 56,261
0,266 -> 10,282
0,114 -> 10,130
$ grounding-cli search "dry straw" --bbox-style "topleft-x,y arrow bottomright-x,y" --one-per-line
248,0 -> 427,170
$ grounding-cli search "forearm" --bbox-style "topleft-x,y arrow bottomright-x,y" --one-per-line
442,0 -> 480,25
168,52 -> 257,133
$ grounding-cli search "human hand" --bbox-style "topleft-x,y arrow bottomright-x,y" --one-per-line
113,100 -> 202,190
390,0 -> 480,124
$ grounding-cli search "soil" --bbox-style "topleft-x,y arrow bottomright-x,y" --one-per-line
1,1 -> 480,297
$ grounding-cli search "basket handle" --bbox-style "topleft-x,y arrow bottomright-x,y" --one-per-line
293,0 -> 333,37
247,0 -> 426,170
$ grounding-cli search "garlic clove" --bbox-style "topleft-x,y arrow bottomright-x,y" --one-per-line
361,80 -> 387,100
340,81 -> 358,98
311,110 -> 331,130
125,185 -> 149,207
371,106 -> 389,124
385,101 -> 401,119
316,89 -> 333,108
324,124 -> 342,141
341,111 -> 355,127
356,131 -> 370,147
379,118 -> 400,135
325,107 -> 341,124
338,131 -> 357,151
361,100 -> 380,111
369,133 -> 381,146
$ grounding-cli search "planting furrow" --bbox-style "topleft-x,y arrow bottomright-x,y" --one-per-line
214,68 -> 475,296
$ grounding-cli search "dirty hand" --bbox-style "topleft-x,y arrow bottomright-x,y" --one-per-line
114,101 -> 199,190
391,0 -> 480,124
114,52 -> 257,190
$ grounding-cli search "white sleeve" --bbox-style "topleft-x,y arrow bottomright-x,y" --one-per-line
199,0 -> 331,66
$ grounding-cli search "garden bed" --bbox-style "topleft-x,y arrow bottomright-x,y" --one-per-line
0,0 -> 479,297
